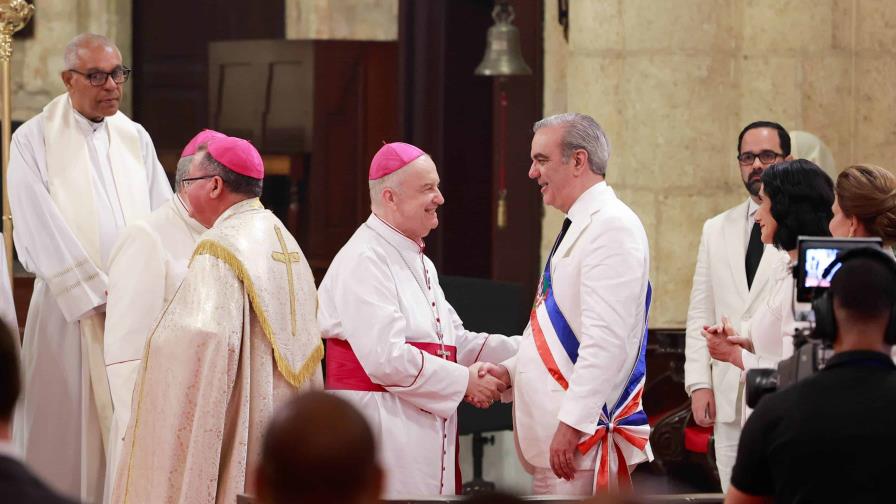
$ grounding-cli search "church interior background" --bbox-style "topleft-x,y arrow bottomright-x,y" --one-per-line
6,0 -> 896,495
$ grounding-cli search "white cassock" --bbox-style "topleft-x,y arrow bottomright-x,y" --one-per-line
112,198 -> 323,504
0,234 -> 19,341
102,195 -> 205,501
318,214 -> 520,498
8,93 -> 171,502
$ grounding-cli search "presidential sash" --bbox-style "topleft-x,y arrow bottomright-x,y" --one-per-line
529,258 -> 652,492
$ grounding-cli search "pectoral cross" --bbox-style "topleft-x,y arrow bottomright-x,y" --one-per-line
271,226 -> 301,337
436,345 -> 451,360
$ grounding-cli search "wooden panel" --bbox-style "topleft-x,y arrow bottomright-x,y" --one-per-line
133,0 -> 284,151
399,0 -> 544,295
306,42 -> 400,280
489,0 -> 544,297
208,40 -> 315,153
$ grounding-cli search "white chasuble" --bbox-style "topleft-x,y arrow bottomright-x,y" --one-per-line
8,93 -> 171,502
102,195 -> 205,500
318,214 -> 520,498
113,199 -> 323,504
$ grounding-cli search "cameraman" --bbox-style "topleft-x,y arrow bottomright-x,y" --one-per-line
725,252 -> 896,503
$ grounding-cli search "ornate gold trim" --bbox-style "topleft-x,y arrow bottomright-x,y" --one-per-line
192,238 -> 324,388
122,237 -> 322,502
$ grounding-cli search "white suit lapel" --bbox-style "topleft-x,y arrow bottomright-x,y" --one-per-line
722,200 -> 750,302
551,184 -> 614,268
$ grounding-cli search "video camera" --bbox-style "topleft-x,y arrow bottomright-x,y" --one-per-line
745,236 -> 884,408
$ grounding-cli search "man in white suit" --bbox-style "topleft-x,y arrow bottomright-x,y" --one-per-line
684,121 -> 792,492
486,113 -> 651,495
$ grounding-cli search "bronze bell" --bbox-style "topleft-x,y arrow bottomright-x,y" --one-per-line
475,2 -> 532,77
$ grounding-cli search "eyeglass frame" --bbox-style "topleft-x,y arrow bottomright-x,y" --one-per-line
737,150 -> 784,166
180,174 -> 216,190
67,66 -> 132,87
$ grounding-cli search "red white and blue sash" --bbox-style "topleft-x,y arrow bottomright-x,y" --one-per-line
529,259 -> 652,492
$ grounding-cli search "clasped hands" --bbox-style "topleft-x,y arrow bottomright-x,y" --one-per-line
702,315 -> 753,370
464,362 -> 511,408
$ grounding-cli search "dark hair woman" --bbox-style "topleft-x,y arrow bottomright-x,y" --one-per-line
703,159 -> 834,422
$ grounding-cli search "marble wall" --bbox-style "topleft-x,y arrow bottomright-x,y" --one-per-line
11,0 -> 131,121
544,0 -> 896,327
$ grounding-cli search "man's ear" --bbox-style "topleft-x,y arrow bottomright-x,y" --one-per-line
784,154 -> 794,161
209,176 -> 224,199
382,187 -> 397,207
572,149 -> 589,176
61,71 -> 73,90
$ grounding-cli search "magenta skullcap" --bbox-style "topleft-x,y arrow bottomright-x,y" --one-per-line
180,129 -> 227,159
206,136 -> 264,180
369,142 -> 426,180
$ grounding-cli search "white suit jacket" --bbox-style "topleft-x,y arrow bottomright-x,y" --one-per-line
684,199 -> 784,423
504,182 -> 650,471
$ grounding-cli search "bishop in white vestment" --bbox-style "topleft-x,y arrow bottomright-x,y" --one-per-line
8,34 -> 171,502
112,136 -> 323,504
318,142 -> 519,498
102,130 -> 222,500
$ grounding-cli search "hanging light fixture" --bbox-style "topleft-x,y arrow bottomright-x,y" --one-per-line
475,1 -> 532,231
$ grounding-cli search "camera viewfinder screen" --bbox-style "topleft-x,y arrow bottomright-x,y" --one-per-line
803,248 -> 841,288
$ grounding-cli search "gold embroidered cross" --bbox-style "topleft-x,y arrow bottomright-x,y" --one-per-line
271,226 -> 301,337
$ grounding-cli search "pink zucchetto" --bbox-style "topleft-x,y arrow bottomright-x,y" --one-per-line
206,136 -> 264,180
180,129 -> 227,158
369,142 -> 426,180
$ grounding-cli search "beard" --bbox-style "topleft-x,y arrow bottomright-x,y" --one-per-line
743,169 -> 763,196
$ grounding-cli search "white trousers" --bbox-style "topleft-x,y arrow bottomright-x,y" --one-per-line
713,410 -> 742,493
531,468 -> 594,496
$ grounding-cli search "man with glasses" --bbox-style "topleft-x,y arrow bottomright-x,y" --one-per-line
102,129 -> 221,499
684,121 -> 792,492
7,33 -> 170,502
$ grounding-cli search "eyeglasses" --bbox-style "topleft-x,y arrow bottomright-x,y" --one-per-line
737,150 -> 783,166
68,66 -> 131,86
180,174 -> 216,190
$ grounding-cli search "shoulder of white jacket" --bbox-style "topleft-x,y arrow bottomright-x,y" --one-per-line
703,199 -> 749,230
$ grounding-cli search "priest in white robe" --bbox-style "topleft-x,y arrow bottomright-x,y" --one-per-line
8,33 -> 171,502
112,136 -> 323,504
102,129 -> 222,500
318,142 -> 519,498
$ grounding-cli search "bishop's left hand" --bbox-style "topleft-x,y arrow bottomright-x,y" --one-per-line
550,421 -> 585,481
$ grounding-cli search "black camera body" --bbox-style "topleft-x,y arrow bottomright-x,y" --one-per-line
745,237 -> 884,408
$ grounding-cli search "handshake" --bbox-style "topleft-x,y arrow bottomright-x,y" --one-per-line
464,362 -> 511,409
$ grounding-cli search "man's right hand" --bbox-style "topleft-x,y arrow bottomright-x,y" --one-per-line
465,363 -> 507,408
690,388 -> 715,427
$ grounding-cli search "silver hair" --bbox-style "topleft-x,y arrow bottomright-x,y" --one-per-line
533,112 -> 610,176
175,155 -> 193,192
368,169 -> 403,210
63,33 -> 119,70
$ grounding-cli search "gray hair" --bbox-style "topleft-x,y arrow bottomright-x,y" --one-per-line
63,33 -> 119,70
368,169 -> 403,210
175,155 -> 193,192
533,112 -> 610,176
